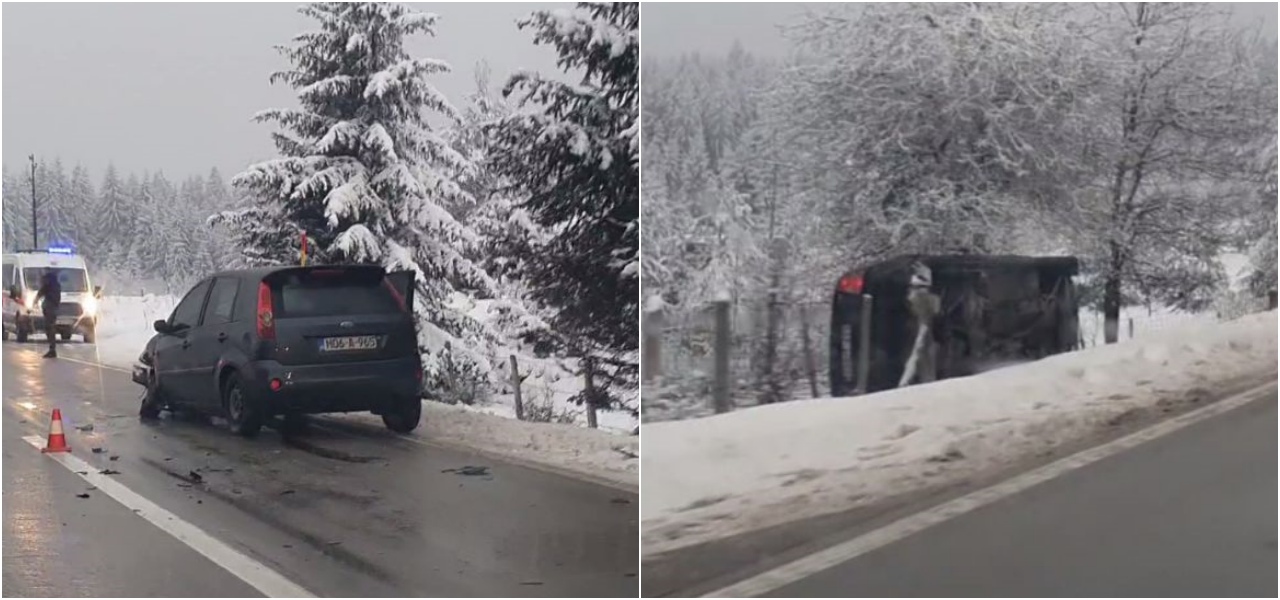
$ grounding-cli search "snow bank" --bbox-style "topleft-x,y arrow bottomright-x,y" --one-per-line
92,294 -> 179,369
91,295 -> 638,488
641,311 -> 1277,555
339,402 -> 637,489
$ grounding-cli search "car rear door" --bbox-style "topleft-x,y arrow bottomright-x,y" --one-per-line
266,267 -> 417,366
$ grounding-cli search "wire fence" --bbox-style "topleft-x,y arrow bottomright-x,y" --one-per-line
642,290 -> 1275,423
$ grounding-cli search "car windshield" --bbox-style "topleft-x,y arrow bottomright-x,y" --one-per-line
23,268 -> 88,293
274,271 -> 401,318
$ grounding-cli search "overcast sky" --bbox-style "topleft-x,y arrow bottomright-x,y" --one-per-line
2,2 -> 570,183
642,2 -> 1278,57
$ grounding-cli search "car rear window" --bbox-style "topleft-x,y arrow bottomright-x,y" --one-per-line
272,270 -> 401,318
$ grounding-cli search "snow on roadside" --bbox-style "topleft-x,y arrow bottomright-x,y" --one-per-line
92,294 -> 179,369
340,403 -> 638,489
641,311 -> 1277,555
91,295 -> 638,488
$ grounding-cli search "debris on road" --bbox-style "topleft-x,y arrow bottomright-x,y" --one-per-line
75,493 -> 90,499
76,423 -> 94,432
610,497 -> 632,505
91,447 -> 105,454
188,471 -> 203,483
443,465 -> 491,477
613,446 -> 639,459
109,455 -> 119,461
279,489 -> 296,495
98,469 -> 121,475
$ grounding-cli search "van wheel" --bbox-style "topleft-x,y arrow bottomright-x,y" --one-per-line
82,325 -> 96,344
222,374 -> 263,438
381,398 -> 421,434
16,325 -> 28,344
59,331 -> 71,341
140,370 -> 166,420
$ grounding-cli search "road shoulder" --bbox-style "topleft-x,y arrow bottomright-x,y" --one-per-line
643,374 -> 1278,597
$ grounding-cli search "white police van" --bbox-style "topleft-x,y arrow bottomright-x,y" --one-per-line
2,247 -> 103,343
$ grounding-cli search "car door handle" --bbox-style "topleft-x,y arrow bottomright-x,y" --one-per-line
217,332 -> 228,343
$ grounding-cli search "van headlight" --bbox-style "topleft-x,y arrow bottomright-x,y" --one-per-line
82,295 -> 97,316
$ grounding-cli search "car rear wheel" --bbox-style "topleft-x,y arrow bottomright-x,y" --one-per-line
381,398 -> 421,434
223,373 -> 264,438
140,370 -> 166,420
82,324 -> 96,344
59,330 -> 71,341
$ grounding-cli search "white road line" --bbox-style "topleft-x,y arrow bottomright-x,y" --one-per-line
22,435 -> 315,598
54,354 -> 131,373
702,381 -> 1278,598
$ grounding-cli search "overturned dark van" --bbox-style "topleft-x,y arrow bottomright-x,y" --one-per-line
829,254 -> 1080,396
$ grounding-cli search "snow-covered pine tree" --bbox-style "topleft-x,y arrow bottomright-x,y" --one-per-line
95,164 -> 132,271
67,165 -> 98,259
223,2 -> 497,389
37,159 -> 72,248
2,167 -> 30,251
488,3 -> 639,390
451,63 -> 557,352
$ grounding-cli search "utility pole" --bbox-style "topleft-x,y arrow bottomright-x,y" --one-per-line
29,155 -> 38,249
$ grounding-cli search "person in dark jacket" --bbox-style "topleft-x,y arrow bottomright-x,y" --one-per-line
33,270 -> 61,358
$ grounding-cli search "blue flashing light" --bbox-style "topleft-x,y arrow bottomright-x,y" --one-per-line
47,246 -> 74,255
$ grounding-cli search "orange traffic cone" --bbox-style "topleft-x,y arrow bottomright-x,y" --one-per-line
42,409 -> 70,453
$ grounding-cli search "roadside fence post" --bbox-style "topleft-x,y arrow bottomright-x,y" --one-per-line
509,354 -> 524,421
712,299 -> 732,414
855,294 -> 873,395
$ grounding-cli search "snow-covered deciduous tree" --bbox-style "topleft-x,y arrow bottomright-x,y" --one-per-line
1065,3 -> 1269,341
487,2 -> 639,408
219,2 -> 497,389
780,3 -> 1099,257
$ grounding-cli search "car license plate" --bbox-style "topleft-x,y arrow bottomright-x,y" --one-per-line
320,335 -> 378,352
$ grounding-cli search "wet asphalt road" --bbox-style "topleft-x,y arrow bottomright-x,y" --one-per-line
2,341 -> 638,597
763,384 -> 1278,597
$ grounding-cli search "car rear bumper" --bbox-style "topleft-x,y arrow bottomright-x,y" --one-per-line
245,357 -> 423,414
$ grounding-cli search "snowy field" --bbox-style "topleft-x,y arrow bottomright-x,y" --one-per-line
88,295 -> 638,488
641,310 -> 1277,555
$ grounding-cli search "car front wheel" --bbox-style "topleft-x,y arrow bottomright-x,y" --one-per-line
223,373 -> 264,438
381,398 -> 421,434
140,370 -> 166,419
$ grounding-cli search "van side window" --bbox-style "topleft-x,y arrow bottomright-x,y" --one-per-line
1,263 -> 14,290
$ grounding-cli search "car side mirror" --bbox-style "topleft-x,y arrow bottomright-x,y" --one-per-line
154,320 -> 170,334
94,286 -> 104,299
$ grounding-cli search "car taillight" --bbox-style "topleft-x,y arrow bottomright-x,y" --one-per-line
838,273 -> 864,295
256,282 -> 275,341
384,279 -> 408,313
